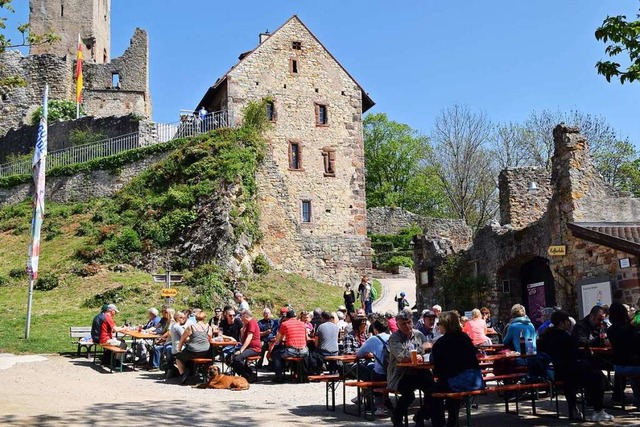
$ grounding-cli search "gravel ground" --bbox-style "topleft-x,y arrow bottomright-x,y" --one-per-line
2,353 -> 640,426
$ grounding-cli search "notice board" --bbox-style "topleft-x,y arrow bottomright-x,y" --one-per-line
577,277 -> 612,319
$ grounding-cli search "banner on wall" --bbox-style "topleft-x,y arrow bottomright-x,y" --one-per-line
578,279 -> 612,318
526,282 -> 546,325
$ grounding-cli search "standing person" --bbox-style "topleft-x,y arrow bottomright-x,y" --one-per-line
343,284 -> 356,314
234,292 -> 250,314
394,292 -> 410,312
271,310 -> 309,383
199,106 -> 208,131
431,311 -> 483,427
607,302 -> 640,409
462,309 -> 491,346
175,311 -> 213,384
358,275 -> 373,315
538,310 -> 613,421
387,308 -> 435,427
231,309 -> 262,382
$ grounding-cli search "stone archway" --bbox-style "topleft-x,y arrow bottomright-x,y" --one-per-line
519,256 -> 555,326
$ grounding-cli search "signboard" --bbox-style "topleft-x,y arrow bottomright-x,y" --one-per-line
619,258 -> 631,269
547,245 -> 566,256
420,271 -> 429,285
152,274 -> 184,283
526,282 -> 546,325
578,278 -> 612,318
161,288 -> 178,297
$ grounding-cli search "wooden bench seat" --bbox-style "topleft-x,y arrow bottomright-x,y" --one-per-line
245,355 -> 261,383
283,356 -> 306,383
191,358 -> 214,382
70,326 -> 98,359
345,381 -> 388,417
309,374 -> 341,411
99,344 -> 127,373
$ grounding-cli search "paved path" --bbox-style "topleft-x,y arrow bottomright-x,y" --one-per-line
373,275 -> 416,314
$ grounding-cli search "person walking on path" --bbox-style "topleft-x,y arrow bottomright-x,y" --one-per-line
394,292 -> 410,312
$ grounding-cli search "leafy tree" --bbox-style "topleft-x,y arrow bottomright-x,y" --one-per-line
617,158 -> 640,196
364,113 -> 446,216
595,7 -> 640,84
431,104 -> 498,229
30,99 -> 81,124
592,139 -> 638,190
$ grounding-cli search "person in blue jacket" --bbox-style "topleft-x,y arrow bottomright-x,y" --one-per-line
503,304 -> 537,357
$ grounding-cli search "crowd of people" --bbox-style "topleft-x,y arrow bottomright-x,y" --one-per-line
88,281 -> 640,427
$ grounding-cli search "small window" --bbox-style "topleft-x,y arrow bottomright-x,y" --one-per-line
292,41 -> 302,50
301,200 -> 312,223
501,280 -> 510,293
315,104 -> 328,126
266,101 -> 275,121
111,72 -> 120,89
322,147 -> 335,177
61,5 -> 64,16
290,58 -> 298,74
289,141 -> 302,170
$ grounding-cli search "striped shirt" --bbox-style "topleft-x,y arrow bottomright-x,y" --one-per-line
279,319 -> 308,349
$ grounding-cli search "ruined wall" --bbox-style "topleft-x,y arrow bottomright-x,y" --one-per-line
0,152 -> 168,207
227,17 -> 371,285
0,115 -> 144,163
498,167 -> 551,229
29,0 -> 111,63
83,28 -> 152,118
0,51 -> 73,137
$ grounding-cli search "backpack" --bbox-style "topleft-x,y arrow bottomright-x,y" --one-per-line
370,284 -> 378,300
373,335 -> 389,372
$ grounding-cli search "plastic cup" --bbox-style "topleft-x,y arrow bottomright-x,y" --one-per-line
410,349 -> 418,364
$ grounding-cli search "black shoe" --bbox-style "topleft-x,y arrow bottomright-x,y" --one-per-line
179,370 -> 189,384
391,410 -> 404,427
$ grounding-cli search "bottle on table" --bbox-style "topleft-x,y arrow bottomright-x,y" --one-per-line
519,330 -> 526,355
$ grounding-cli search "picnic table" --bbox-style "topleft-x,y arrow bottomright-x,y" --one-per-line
209,338 -> 238,372
120,329 -> 160,370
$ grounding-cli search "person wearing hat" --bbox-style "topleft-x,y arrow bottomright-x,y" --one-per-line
394,292 -> 410,312
99,304 -> 126,365
343,284 -> 356,314
270,309 -> 309,383
417,309 -> 441,349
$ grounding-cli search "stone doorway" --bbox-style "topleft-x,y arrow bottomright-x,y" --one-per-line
520,256 -> 555,326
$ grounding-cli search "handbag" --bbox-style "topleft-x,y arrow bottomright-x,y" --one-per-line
447,368 -> 484,392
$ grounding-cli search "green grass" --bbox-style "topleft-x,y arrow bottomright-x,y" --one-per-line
372,279 -> 382,301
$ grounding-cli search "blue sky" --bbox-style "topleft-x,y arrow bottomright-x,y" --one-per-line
8,1 -> 640,146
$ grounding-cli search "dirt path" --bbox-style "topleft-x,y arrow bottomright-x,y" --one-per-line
373,276 -> 416,314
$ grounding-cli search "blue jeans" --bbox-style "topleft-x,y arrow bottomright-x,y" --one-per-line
365,300 -> 373,315
272,346 -> 309,377
614,365 -> 640,405
152,343 -> 171,368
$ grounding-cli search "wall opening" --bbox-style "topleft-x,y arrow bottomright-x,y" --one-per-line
302,200 -> 312,223
111,72 -> 120,89
519,256 -> 555,326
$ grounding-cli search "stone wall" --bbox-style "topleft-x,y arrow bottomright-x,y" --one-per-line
0,115 -> 145,163
225,17 -> 372,285
0,51 -> 73,137
0,152 -> 168,208
29,0 -> 111,63
498,167 -> 551,229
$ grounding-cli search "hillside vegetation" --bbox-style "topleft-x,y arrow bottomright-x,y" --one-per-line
0,102 -> 344,354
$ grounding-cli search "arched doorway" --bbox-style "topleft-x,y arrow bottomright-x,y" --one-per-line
520,256 -> 555,326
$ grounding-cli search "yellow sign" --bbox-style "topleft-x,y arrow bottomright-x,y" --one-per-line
161,288 -> 178,297
547,245 -> 566,256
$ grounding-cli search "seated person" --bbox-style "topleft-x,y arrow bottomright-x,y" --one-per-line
98,304 -> 126,365
91,304 -> 109,344
387,308 -> 435,427
538,310 -> 613,421
462,309 -> 491,346
431,311 -> 483,427
175,310 -> 213,384
416,310 -> 441,352
150,308 -> 175,371
607,302 -> 640,409
220,306 -> 243,341
342,316 -> 368,355
572,305 -> 606,348
356,317 -> 391,415
270,310 -> 309,383
165,310 -> 186,377
208,307 -> 224,328
230,309 -> 262,382
135,307 -> 163,363
503,304 -> 536,360
257,307 -> 279,366
315,311 -> 339,357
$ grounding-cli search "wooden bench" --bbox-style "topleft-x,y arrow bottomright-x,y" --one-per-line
99,344 -> 127,373
191,358 -> 214,382
245,355 -> 261,383
283,356 -> 307,383
345,380 -> 387,417
70,327 -> 98,359
309,374 -> 341,411
431,381 -> 552,426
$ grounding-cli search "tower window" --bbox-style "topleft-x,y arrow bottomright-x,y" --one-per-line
289,141 -> 302,170
322,147 -> 336,177
315,104 -> 328,126
292,41 -> 302,50
61,5 -> 64,16
290,58 -> 298,74
301,200 -> 312,223
112,72 -> 120,89
266,101 -> 275,122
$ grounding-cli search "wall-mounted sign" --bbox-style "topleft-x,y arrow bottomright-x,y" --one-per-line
619,258 -> 631,269
577,277 -> 612,318
547,245 -> 566,256
420,271 -> 429,285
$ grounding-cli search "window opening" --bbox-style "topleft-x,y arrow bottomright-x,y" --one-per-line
292,41 -> 302,50
266,101 -> 275,121
316,104 -> 328,126
322,147 -> 336,177
289,142 -> 301,170
111,72 -> 120,89
290,58 -> 298,74
61,5 -> 64,16
302,200 -> 312,223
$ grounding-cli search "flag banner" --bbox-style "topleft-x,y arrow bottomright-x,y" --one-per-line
76,34 -> 83,103
26,86 -> 48,280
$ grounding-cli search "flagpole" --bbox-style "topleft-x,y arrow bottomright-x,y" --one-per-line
25,84 -> 48,340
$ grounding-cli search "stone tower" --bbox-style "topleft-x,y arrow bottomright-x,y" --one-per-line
29,0 -> 111,63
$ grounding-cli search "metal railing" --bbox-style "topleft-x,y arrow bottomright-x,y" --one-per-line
0,109 -> 234,178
